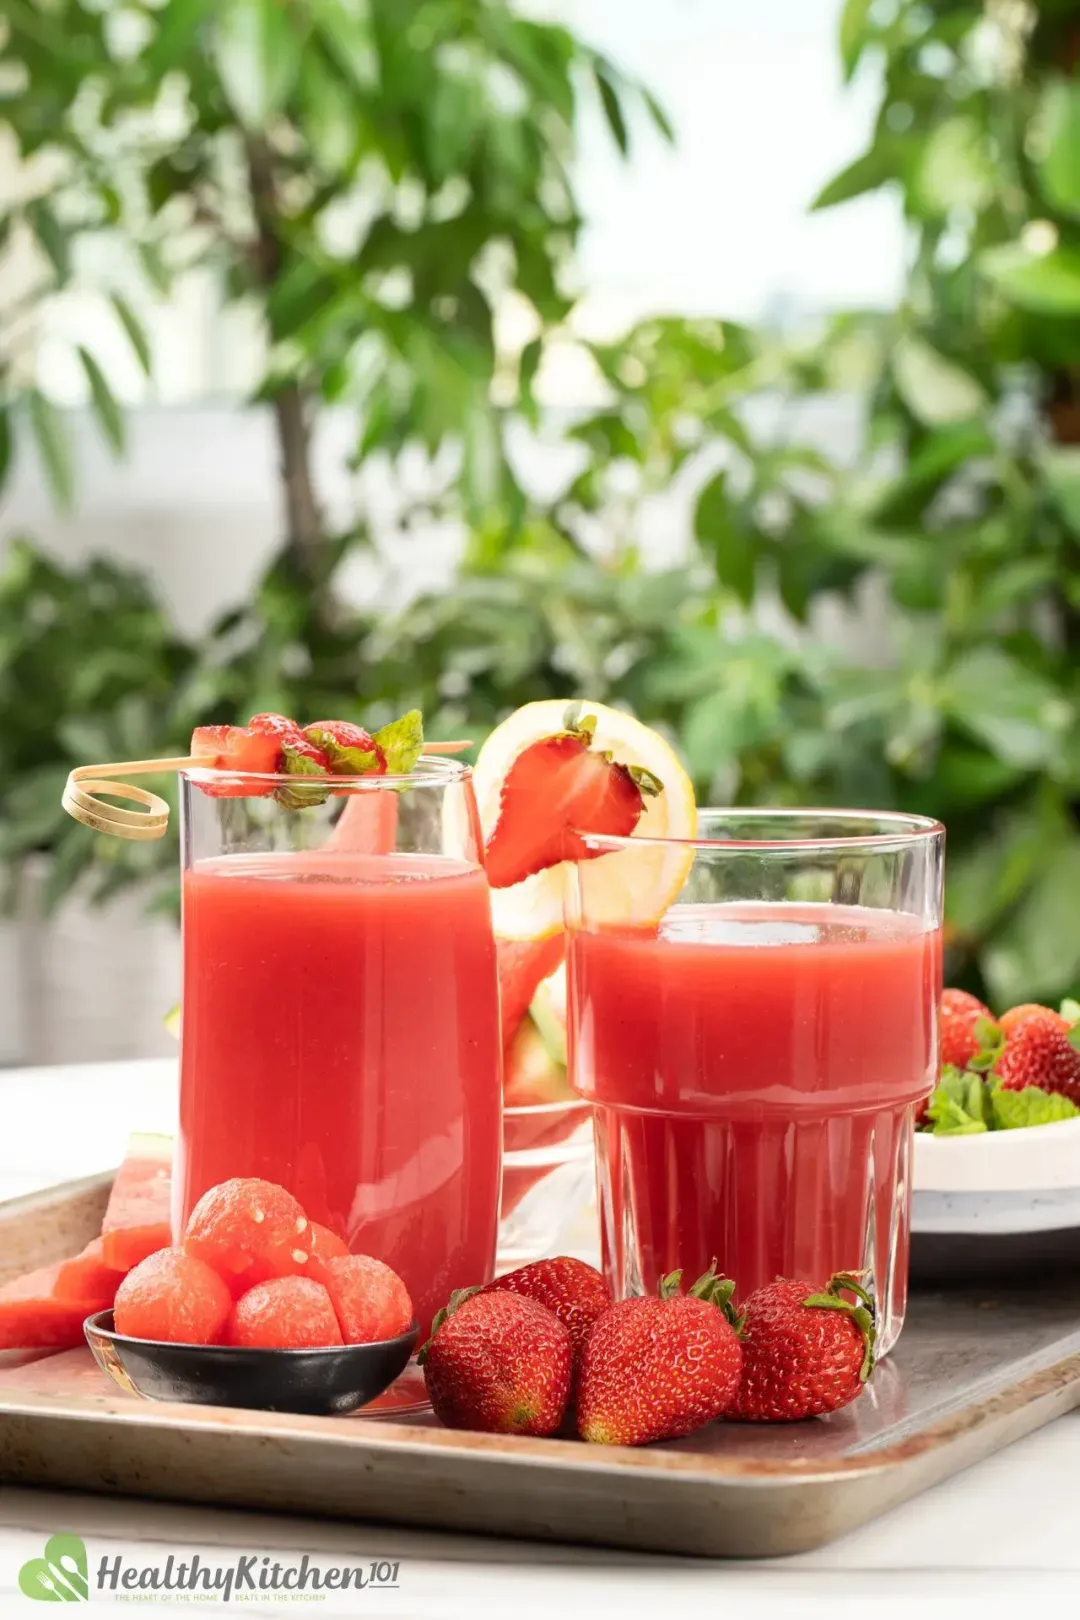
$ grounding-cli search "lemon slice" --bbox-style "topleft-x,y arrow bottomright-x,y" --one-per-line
473,700 -> 697,939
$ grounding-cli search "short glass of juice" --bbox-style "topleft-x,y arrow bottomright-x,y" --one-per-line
566,810 -> 944,1354
174,757 -> 503,1343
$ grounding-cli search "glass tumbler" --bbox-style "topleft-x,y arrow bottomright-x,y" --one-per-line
175,758 -> 503,1340
566,811 -> 944,1354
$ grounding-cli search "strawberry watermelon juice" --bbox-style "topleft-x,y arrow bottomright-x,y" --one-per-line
569,903 -> 940,1349
176,851 -> 502,1337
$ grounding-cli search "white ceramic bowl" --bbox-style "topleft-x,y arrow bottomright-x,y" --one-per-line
911,1118 -> 1080,1280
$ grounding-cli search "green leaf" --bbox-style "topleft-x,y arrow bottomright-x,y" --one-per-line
275,744 -> 330,809
925,1066 -> 991,1135
642,87 -> 675,144
980,241 -> 1080,316
912,117 -> 996,217
310,0 -> 377,92
991,1086 -> 1080,1130
811,138 -> 904,210
144,0 -> 216,74
983,840 -> 1080,1010
1042,446 -> 1080,537
373,709 -> 424,774
305,727 -> 381,775
941,647 -> 1072,769
27,391 -> 73,508
110,293 -> 152,377
694,471 -> 757,605
1034,79 -> 1080,219
28,200 -> 71,281
212,0 -> 299,129
78,347 -> 125,454
891,334 -> 987,426
594,60 -> 629,156
839,0 -> 873,79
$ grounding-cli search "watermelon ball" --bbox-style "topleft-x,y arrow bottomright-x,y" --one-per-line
304,1222 -> 349,1281
114,1248 -> 232,1345
184,1178 -> 311,1293
321,1255 -> 414,1344
227,1277 -> 343,1350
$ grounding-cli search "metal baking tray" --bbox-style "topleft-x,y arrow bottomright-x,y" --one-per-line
1,1173 -> 1078,1559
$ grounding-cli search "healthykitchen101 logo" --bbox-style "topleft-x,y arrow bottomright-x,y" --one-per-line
19,1535 -> 89,1602
18,1533 -> 402,1603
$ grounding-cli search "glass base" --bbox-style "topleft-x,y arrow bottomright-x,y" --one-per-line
594,1102 -> 913,1355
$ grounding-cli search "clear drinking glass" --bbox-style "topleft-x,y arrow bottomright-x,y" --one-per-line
175,759 -> 503,1342
566,810 -> 944,1354
498,1099 -> 595,1270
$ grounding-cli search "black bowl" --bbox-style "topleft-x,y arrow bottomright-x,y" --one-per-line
84,1310 -> 417,1416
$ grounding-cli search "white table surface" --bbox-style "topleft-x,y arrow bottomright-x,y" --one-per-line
1,1059 -> 1079,1616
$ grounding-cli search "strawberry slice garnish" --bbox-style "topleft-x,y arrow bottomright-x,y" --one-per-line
483,712 -> 662,891
303,720 -> 386,776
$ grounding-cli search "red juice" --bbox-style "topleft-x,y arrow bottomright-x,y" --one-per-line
176,852 -> 502,1337
569,903 -> 940,1349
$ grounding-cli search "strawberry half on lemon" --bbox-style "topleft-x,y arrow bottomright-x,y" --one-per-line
473,700 -> 697,942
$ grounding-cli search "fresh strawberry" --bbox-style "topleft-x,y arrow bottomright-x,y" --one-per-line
190,725 -> 281,797
419,1288 -> 571,1436
482,1257 -> 612,1369
999,1002 -> 1071,1039
483,712 -> 661,891
249,712 -> 304,745
939,988 -> 996,1071
304,720 -> 386,775
576,1265 -> 742,1447
726,1273 -> 875,1423
995,1011 -> 1080,1105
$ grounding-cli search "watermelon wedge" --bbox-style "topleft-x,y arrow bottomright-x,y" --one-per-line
100,1132 -> 174,1271
0,1261 -> 117,1350
497,932 -> 565,1061
54,1237 -> 124,1303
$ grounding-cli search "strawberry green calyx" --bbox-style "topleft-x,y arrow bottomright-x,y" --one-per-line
626,764 -> 663,799
802,1273 -> 877,1383
658,1260 -> 741,1327
305,728 -> 382,776
374,709 -> 424,774
275,745 -> 331,809
562,701 -> 596,743
1060,999 -> 1080,1028
417,1285 -> 483,1363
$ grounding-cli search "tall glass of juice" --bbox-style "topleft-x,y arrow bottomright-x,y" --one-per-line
175,757 -> 502,1340
566,810 -> 943,1353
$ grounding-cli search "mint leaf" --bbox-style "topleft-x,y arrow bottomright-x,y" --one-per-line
373,709 -> 424,774
991,1086 -> 1080,1130
305,728 -> 381,775
926,1065 -> 991,1134
1059,998 -> 1080,1026
275,745 -> 330,809
967,1015 -> 1004,1071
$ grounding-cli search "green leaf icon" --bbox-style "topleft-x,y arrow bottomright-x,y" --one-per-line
19,1535 -> 88,1601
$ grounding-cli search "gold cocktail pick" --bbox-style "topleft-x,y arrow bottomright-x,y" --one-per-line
61,741 -> 475,842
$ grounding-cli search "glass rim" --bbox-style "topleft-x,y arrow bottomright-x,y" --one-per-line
181,756 -> 472,790
575,806 -> 945,856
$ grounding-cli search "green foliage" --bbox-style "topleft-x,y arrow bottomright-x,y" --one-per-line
0,0 -> 1078,1018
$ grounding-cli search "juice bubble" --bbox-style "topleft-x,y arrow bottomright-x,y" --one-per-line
227,1276 -> 343,1349
114,1248 -> 231,1345
184,1178 -> 311,1292
322,1254 -> 414,1344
